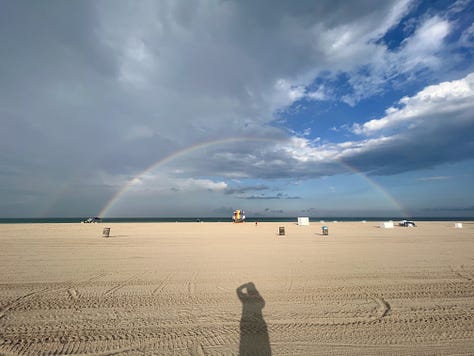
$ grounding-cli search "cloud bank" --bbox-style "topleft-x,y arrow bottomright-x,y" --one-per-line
1,0 -> 473,216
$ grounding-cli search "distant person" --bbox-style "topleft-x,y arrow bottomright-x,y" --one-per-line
236,282 -> 271,355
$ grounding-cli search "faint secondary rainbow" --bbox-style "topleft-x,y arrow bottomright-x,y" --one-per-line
98,137 -> 408,218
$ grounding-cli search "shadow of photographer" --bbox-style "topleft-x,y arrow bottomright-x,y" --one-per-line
236,282 -> 271,355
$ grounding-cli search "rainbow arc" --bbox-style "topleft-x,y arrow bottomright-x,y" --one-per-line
98,137 -> 408,218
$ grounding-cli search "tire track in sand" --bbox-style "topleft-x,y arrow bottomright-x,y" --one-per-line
1,275 -> 473,355
151,272 -> 174,295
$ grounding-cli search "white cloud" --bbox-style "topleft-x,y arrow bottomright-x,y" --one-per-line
306,86 -> 328,101
400,16 -> 450,70
269,79 -> 306,110
129,177 -> 143,186
118,37 -> 156,87
340,15 -> 453,105
315,0 -> 411,68
417,176 -> 451,181
138,174 -> 228,193
448,0 -> 472,14
244,72 -> 474,177
352,72 -> 474,135
279,137 -> 336,162
275,135 -> 397,166
460,22 -> 474,48
177,178 -> 228,192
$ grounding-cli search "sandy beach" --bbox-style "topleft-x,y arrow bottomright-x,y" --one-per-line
0,221 -> 473,355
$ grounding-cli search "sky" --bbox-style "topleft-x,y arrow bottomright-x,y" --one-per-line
1,0 -> 474,218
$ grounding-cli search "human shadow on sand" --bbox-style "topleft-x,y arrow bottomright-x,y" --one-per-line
236,282 -> 271,356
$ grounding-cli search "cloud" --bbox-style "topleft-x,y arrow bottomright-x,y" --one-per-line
224,185 -> 269,195
166,68 -> 474,178
264,208 -> 285,214
167,178 -> 228,193
246,195 -> 282,200
0,1 -> 436,179
244,193 -> 301,200
339,75 -> 474,174
211,206 -> 236,215
424,205 -> 474,212
102,172 -> 228,196
460,22 -> 474,48
416,176 -> 451,181
1,1 -> 472,216
306,86 -> 328,101
352,73 -> 474,135
400,16 -> 450,70
241,72 -> 474,177
300,208 -> 317,213
341,15 -> 452,105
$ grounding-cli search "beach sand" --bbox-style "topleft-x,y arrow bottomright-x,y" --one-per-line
0,221 -> 473,355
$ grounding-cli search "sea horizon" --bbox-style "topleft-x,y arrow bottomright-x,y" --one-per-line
0,216 -> 472,224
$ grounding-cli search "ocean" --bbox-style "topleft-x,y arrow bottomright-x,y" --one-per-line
0,217 -> 471,224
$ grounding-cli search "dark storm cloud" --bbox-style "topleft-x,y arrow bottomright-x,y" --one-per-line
244,193 -> 301,200
344,122 -> 474,176
224,185 -> 269,195
346,73 -> 474,175
264,208 -> 285,214
0,0 -> 407,176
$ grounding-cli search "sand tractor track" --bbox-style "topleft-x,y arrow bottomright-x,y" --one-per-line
1,271 -> 473,355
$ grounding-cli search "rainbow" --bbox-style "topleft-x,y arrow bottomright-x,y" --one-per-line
98,137 -> 283,217
98,137 -> 408,218
338,159 -> 409,217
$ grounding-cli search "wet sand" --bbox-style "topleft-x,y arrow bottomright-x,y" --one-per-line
0,221 -> 473,355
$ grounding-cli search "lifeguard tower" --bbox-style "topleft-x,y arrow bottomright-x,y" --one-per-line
232,210 -> 246,223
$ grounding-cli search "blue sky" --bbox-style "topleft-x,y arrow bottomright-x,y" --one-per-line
1,0 -> 473,218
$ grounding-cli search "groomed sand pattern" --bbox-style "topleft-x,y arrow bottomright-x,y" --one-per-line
0,222 -> 473,355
